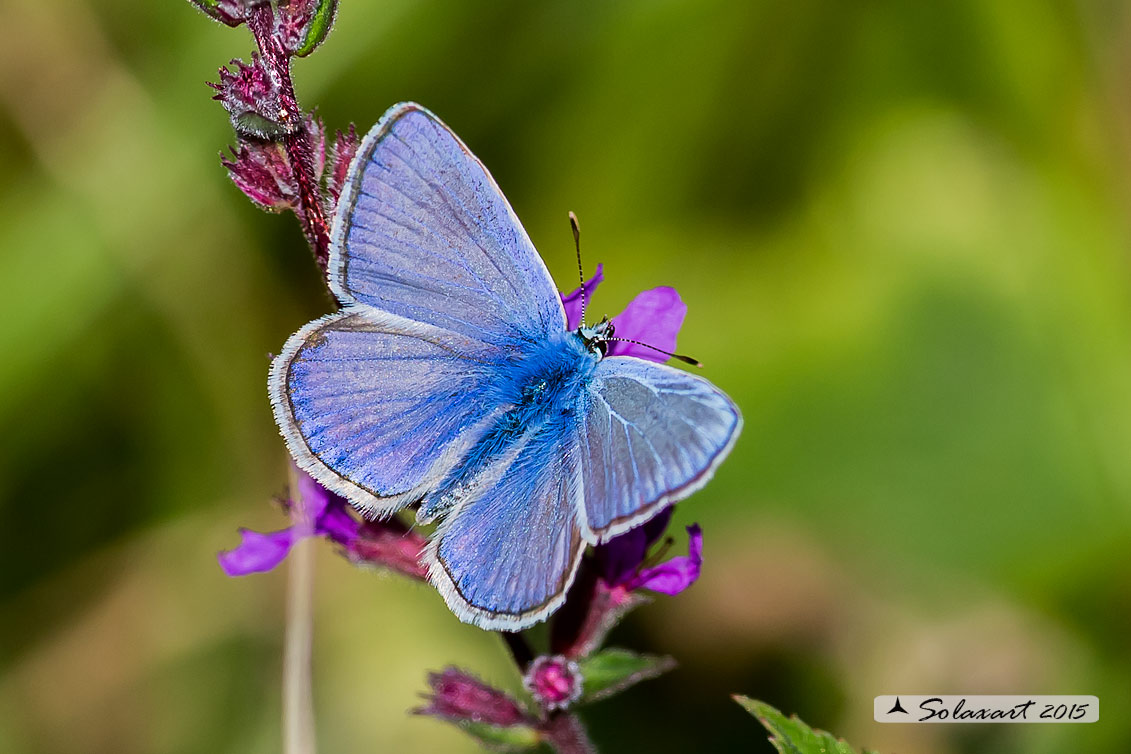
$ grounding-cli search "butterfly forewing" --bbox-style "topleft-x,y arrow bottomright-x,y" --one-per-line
330,103 -> 566,346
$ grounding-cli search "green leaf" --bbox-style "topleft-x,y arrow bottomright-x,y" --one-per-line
458,721 -> 540,752
577,648 -> 676,704
734,697 -> 879,754
289,0 -> 338,57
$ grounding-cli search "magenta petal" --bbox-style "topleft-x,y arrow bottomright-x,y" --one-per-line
561,263 -> 605,329
628,524 -> 703,595
598,508 -> 675,586
293,468 -> 333,531
218,527 -> 298,576
599,526 -> 649,586
608,286 -> 687,362
316,504 -> 360,545
295,468 -> 359,545
686,521 -> 703,562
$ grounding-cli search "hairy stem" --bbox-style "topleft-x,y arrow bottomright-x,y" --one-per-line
501,630 -> 535,671
248,5 -> 332,270
542,712 -> 598,754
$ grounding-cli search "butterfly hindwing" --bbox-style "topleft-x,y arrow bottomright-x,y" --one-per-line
577,357 -> 742,541
427,421 -> 585,630
331,103 -> 566,347
270,308 -> 504,516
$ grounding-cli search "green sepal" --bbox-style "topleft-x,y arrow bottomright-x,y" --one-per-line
458,721 -> 540,752
233,111 -> 297,139
577,648 -> 676,704
186,0 -> 252,27
289,0 -> 338,57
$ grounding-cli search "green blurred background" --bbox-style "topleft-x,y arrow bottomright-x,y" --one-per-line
3,1 -> 1131,752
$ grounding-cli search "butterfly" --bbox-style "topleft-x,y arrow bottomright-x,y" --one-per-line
269,102 -> 742,630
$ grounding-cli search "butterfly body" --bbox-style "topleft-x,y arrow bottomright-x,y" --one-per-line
419,329 -> 599,524
271,102 -> 741,630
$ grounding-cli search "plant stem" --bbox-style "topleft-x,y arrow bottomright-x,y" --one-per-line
541,712 -> 598,754
283,535 -> 317,754
248,4 -> 332,270
283,458 -> 317,754
501,630 -> 535,671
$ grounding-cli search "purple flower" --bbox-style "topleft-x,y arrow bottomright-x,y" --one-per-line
188,0 -> 338,58
597,506 -> 674,587
415,667 -> 530,727
561,264 -> 605,329
219,466 -> 430,579
560,265 -> 688,362
218,467 -> 359,576
625,524 -> 703,595
523,655 -> 583,711
599,516 -> 704,597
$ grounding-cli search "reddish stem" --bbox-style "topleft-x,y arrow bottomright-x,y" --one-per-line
540,712 -> 597,754
248,5 -> 332,271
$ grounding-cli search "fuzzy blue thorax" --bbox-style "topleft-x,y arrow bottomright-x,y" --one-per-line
418,330 -> 602,523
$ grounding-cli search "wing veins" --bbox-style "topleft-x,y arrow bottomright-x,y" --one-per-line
349,196 -> 496,298
388,130 -> 527,305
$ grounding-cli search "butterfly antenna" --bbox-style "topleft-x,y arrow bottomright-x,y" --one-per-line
607,338 -> 703,368
569,211 -> 587,326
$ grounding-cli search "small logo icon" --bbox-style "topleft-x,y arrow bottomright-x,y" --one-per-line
887,697 -> 909,715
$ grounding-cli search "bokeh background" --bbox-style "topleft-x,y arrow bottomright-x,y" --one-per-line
3,1 -> 1131,752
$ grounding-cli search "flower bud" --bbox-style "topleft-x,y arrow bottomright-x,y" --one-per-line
523,655 -> 583,711
416,668 -> 529,727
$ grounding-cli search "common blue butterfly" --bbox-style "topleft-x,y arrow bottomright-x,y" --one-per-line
269,102 -> 742,630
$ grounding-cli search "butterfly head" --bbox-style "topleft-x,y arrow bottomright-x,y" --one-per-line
577,317 -> 614,358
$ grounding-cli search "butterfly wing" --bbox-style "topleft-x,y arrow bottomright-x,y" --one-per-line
275,102 -> 568,516
330,102 -> 566,346
577,357 -> 742,541
269,308 -> 506,516
426,423 -> 584,630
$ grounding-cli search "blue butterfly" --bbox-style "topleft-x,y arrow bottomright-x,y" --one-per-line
269,103 -> 742,630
